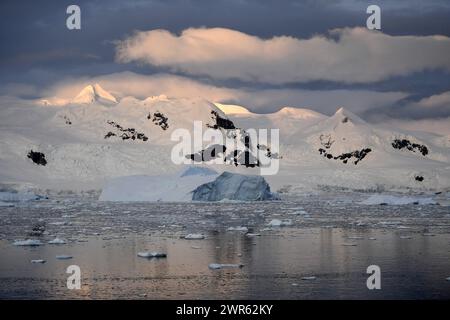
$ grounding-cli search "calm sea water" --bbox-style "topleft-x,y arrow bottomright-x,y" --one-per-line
1,194 -> 449,299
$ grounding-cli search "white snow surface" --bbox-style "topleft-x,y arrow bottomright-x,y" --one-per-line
1,85 -> 449,193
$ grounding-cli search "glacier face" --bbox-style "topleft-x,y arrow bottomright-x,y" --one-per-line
192,171 -> 279,201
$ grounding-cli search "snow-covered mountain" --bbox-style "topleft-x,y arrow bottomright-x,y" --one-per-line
0,85 -> 449,192
71,83 -> 118,105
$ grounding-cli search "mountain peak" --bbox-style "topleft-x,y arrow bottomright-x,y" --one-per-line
214,103 -> 251,115
332,107 -> 365,124
72,83 -> 117,105
275,107 -> 325,119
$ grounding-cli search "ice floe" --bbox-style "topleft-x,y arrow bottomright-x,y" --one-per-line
13,239 -> 43,246
226,226 -> 248,232
183,233 -> 205,240
31,259 -> 46,263
208,263 -> 244,270
267,219 -> 292,227
48,238 -> 67,245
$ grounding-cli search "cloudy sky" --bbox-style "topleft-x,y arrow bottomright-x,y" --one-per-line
1,0 -> 449,132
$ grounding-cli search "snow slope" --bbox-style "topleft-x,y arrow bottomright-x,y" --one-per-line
0,85 -> 449,193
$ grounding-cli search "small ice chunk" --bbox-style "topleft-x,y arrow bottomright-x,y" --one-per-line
369,237 -> 377,240
301,276 -> 316,280
208,263 -> 244,270
49,221 -> 68,226
347,236 -> 364,240
268,219 -> 292,227
0,201 -> 14,207
137,252 -> 167,258
56,255 -> 73,260
227,226 -> 248,232
13,239 -> 43,246
31,259 -> 46,264
246,233 -> 261,237
288,210 -> 308,215
399,235 -> 412,239
184,234 -> 205,240
48,238 -> 66,245
191,246 -> 202,249
446,277 -> 450,281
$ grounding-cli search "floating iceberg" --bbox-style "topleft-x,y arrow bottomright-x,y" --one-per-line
0,201 -> 14,207
99,166 -> 218,202
361,195 -> 436,205
192,172 -> 279,201
0,191 -> 44,202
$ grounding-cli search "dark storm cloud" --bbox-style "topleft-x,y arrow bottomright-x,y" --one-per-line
0,0 -> 449,119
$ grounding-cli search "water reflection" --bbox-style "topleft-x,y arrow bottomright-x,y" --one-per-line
1,227 -> 450,299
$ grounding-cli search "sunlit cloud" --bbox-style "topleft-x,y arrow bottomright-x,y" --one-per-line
116,27 -> 450,84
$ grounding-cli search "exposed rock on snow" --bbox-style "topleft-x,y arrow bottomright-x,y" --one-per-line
151,111 -> 169,130
361,195 -> 436,205
137,251 -> 167,258
192,172 -> 279,201
27,150 -> 47,166
208,263 -> 244,270
105,120 -> 148,142
13,239 -> 43,246
392,139 -> 428,156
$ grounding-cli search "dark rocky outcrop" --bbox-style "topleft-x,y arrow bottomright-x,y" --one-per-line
151,111 -> 169,130
106,120 -> 148,141
415,175 -> 424,182
392,139 -> 428,156
318,147 -> 372,165
187,144 -> 227,162
207,110 -> 236,130
27,150 -> 47,166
